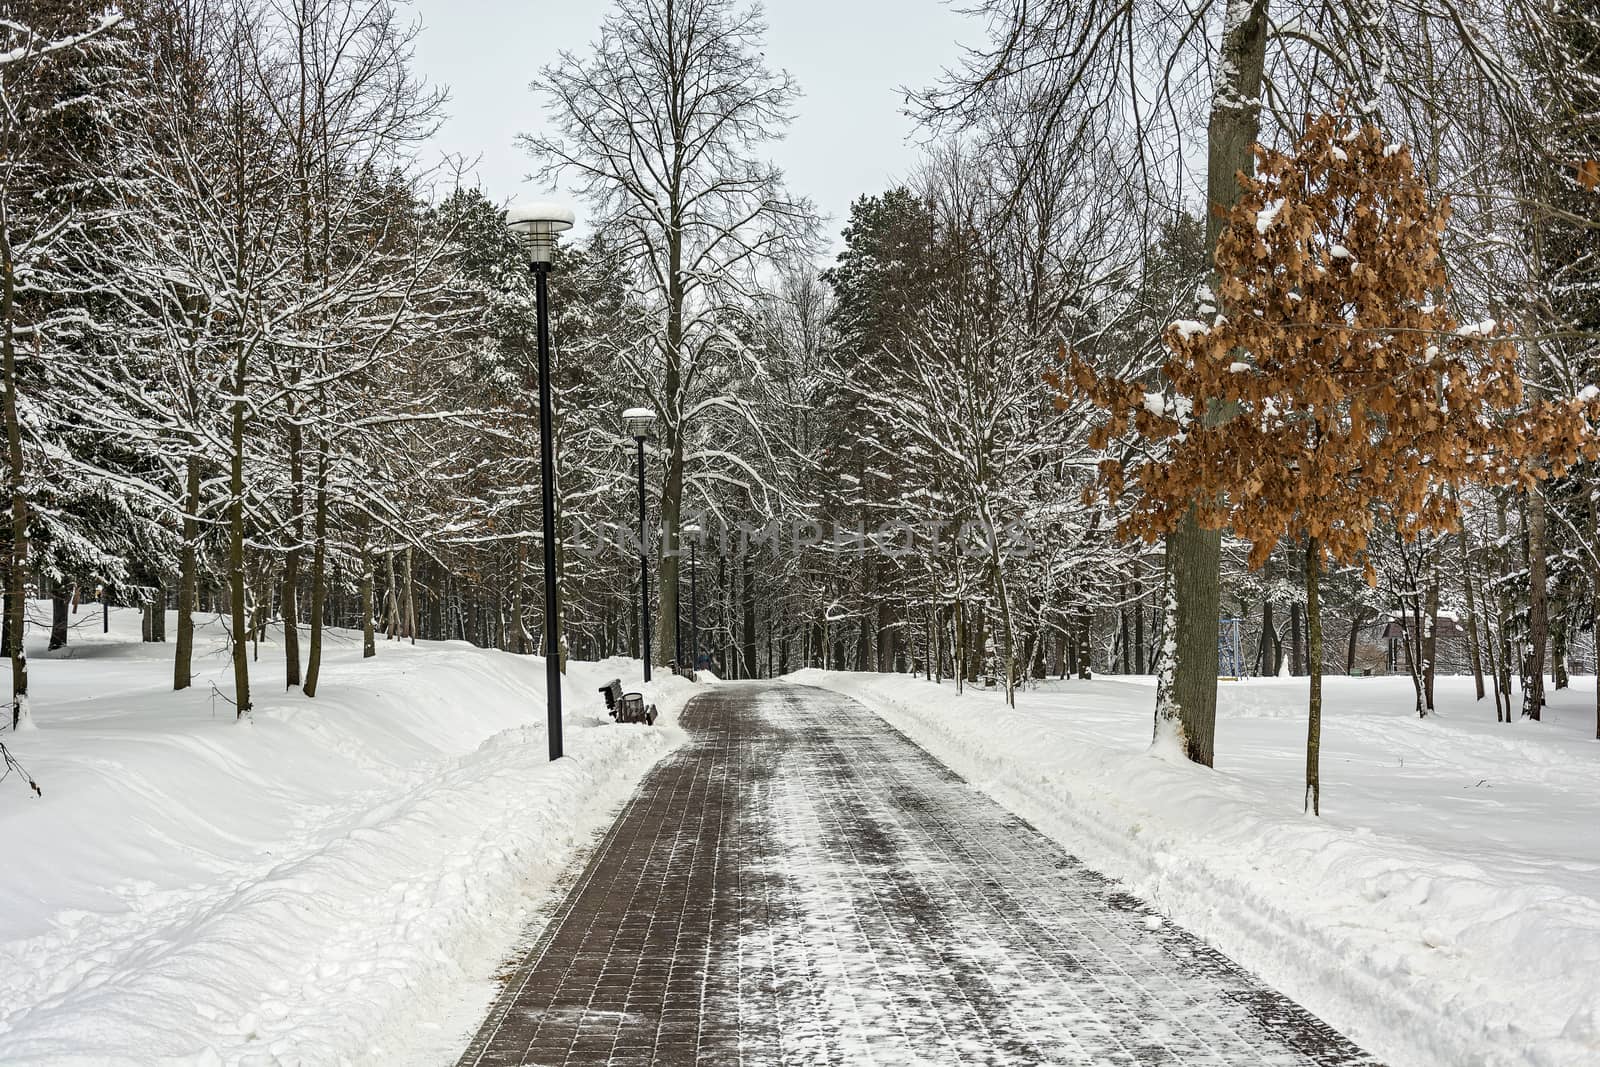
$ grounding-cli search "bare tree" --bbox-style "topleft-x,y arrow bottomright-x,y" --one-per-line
524,0 -> 817,668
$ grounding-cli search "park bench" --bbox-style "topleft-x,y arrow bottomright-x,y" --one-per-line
597,678 -> 657,725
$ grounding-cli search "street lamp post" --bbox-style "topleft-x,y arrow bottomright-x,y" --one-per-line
506,200 -> 575,762
683,523 -> 701,673
623,407 -> 656,682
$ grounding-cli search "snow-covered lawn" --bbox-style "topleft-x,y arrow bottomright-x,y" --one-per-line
787,668 -> 1600,1067
0,605 -> 689,1066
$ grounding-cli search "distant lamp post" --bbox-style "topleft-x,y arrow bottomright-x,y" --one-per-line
624,407 -> 657,682
683,522 -> 701,674
506,199 -> 575,761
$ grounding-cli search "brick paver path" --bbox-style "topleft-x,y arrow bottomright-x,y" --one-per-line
457,682 -> 1381,1066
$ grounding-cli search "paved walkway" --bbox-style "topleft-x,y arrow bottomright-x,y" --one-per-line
457,683 -> 1381,1066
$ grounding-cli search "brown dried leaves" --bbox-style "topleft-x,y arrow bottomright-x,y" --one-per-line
1058,110 -> 1600,576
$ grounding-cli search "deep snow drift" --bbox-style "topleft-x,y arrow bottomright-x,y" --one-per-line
786,668 -> 1600,1067
0,605 -> 689,1066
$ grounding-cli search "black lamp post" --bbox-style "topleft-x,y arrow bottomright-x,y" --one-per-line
623,407 -> 656,682
506,200 -> 574,761
683,522 -> 701,672
673,537 -> 683,669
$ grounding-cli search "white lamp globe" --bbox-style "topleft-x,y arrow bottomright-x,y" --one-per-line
622,407 -> 657,441
505,201 -> 575,264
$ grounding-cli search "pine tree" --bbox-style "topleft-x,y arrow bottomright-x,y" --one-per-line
0,4 -> 126,727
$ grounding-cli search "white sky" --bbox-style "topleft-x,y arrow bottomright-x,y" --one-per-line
407,0 -> 981,243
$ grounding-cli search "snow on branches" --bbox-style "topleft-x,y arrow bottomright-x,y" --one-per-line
1065,110 -> 1600,580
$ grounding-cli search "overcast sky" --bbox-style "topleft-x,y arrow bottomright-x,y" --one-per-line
407,0 -> 980,247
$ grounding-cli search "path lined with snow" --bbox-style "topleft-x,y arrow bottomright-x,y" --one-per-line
459,682 -> 1377,1066
790,670 -> 1600,1067
0,609 -> 692,1066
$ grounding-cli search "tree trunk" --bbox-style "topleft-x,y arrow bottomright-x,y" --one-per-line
1456,512 -> 1486,700
383,551 -> 399,639
877,597 -> 893,673
49,586 -> 68,650
1552,599 -> 1570,690
857,543 -> 874,672
954,599 -> 966,692
965,601 -> 978,683
741,553 -> 757,679
511,534 -> 526,654
652,213 -> 689,672
248,565 -> 263,658
971,600 -> 987,685
1591,492 -> 1600,738
1345,608 -> 1367,674
1258,597 -> 1276,676
1164,518 -> 1221,764
1162,0 -> 1269,766
302,451 -> 330,697
1290,597 -> 1304,676
227,344 -> 250,720
175,455 -> 201,689
1422,567 -> 1440,715
1305,537 -> 1323,816
1483,573 -> 1506,721
403,547 -> 416,644
1134,564 -> 1146,673
360,520 -> 375,659
1118,587 -> 1131,674
283,400 -> 303,688
2,223 -> 29,729
1076,606 -> 1092,681
1403,586 -> 1427,717
1495,494 -> 1514,722
1526,491 -> 1549,721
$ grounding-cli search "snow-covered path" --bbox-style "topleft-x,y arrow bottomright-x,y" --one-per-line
459,682 -> 1378,1066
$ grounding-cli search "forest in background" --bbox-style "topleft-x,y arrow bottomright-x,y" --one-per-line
2,0 -> 1599,779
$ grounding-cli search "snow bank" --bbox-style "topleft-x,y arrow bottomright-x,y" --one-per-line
785,669 -> 1600,1067
0,606 -> 690,1065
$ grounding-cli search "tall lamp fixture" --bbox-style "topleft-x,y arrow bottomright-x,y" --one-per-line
506,200 -> 575,761
623,407 -> 657,682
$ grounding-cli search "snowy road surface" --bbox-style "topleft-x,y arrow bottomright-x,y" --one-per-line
457,682 -> 1379,1066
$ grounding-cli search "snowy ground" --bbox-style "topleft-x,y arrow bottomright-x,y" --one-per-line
0,604 -> 689,1066
786,668 -> 1600,1067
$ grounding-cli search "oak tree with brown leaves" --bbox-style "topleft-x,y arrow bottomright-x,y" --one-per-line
1067,112 -> 1600,815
